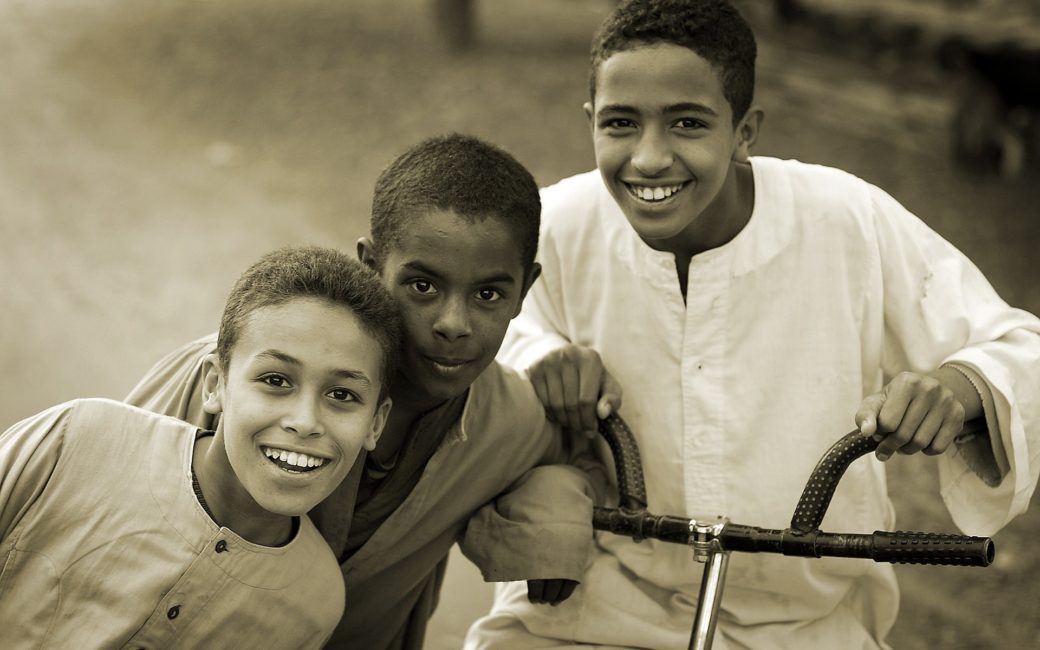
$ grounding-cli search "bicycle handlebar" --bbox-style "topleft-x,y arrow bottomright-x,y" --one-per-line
593,414 -> 995,568
593,507 -> 994,566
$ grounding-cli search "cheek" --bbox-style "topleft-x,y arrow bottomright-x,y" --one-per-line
593,136 -> 625,169
474,309 -> 513,352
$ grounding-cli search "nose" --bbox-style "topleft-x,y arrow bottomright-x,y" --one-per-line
433,293 -> 473,342
282,394 -> 322,438
631,130 -> 673,176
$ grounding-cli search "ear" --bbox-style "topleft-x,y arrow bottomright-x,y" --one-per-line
364,398 -> 392,451
583,101 -> 595,134
200,353 -> 225,416
732,106 -> 765,163
511,262 -> 542,319
357,237 -> 379,272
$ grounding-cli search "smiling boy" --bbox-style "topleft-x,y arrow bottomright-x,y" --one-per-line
125,135 -> 601,649
0,246 -> 400,648
468,1 -> 1040,648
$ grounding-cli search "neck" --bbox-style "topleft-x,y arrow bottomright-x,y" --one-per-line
656,160 -> 755,260
372,372 -> 448,462
192,434 -> 293,547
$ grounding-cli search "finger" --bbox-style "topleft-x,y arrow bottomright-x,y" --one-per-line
559,363 -> 584,431
855,393 -> 886,437
540,580 -> 563,606
542,370 -> 568,427
576,361 -> 602,432
596,370 -> 624,420
874,385 -> 917,461
899,408 -> 946,455
885,391 -> 931,454
924,413 -> 962,456
529,369 -> 553,419
527,580 -> 544,604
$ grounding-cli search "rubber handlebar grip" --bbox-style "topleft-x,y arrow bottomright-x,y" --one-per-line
598,414 -> 648,511
790,430 -> 878,533
870,530 -> 994,567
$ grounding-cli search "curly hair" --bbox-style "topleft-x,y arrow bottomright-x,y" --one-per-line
370,134 -> 540,272
590,0 -> 757,124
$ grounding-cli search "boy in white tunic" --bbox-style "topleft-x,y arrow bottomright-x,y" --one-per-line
0,246 -> 399,649
466,1 -> 1040,648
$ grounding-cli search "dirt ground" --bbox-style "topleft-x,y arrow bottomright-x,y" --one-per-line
2,0 -> 1038,648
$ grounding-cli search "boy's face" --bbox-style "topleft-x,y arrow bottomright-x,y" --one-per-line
586,43 -> 759,254
206,297 -> 391,516
364,209 -> 540,404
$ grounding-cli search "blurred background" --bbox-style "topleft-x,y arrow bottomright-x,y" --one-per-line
1,0 -> 1038,647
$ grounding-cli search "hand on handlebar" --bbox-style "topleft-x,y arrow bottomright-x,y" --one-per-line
528,345 -> 623,435
526,578 -> 579,606
855,369 -> 975,462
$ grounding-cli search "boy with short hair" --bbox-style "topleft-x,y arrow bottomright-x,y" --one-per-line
125,134 -> 602,649
0,246 -> 400,649
467,1 -> 1040,648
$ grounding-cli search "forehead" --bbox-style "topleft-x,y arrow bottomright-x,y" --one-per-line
386,209 -> 526,281
594,43 -> 730,117
233,298 -> 383,368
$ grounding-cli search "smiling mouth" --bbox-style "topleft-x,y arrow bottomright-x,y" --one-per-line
624,182 -> 689,203
262,446 -> 328,474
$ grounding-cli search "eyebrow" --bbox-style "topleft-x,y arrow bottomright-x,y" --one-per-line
401,261 -> 517,286
256,349 -> 373,387
597,102 -> 719,118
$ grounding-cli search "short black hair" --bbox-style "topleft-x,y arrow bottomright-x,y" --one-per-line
217,246 -> 402,400
370,134 -> 540,271
589,0 -> 757,124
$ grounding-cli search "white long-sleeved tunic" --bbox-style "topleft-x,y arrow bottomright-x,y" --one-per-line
468,157 -> 1040,649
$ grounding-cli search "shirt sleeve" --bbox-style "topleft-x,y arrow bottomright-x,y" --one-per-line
870,186 -> 1040,535
458,463 -> 595,583
497,204 -> 572,372
0,403 -> 71,539
458,418 -> 608,582
124,333 -> 219,430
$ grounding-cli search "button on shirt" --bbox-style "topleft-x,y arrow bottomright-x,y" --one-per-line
0,399 -> 344,649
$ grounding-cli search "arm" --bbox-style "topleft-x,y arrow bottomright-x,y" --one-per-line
0,404 -> 70,539
858,186 -> 1040,534
458,417 -> 609,603
500,219 -> 622,432
125,333 -> 218,429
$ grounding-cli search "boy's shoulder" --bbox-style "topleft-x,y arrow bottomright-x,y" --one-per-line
65,396 -> 192,426
539,170 -> 628,240
43,397 -> 196,458
463,361 -> 547,441
752,156 -> 876,213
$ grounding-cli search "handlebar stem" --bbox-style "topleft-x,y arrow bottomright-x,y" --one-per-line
690,517 -> 729,563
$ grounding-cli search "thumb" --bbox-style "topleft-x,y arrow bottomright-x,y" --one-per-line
855,392 -> 886,437
596,370 -> 623,419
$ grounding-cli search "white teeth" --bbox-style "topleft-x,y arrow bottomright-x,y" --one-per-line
629,183 -> 684,202
262,446 -> 326,469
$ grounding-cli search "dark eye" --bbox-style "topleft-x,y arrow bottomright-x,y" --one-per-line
327,388 -> 358,403
409,279 -> 436,295
476,288 -> 503,303
260,374 -> 292,388
603,118 -> 636,130
675,117 -> 706,130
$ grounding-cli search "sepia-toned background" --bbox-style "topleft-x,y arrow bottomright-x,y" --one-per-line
1,0 -> 1037,647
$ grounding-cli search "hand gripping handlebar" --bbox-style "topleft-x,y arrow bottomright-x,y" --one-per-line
592,415 -> 994,567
